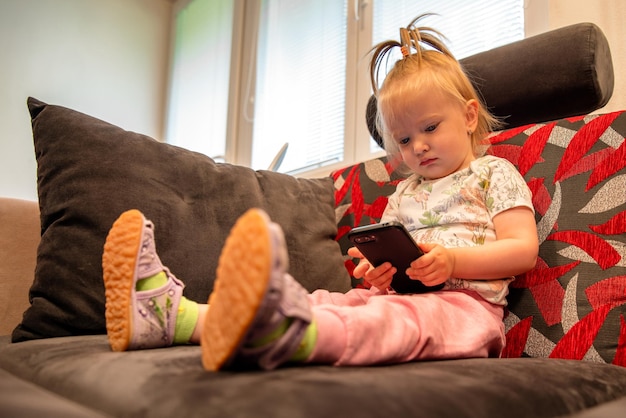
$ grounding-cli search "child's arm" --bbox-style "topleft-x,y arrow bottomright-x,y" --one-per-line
406,206 -> 538,287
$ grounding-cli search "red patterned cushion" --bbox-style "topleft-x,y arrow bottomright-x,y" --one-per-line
332,157 -> 404,288
331,112 -> 626,366
490,112 -> 626,366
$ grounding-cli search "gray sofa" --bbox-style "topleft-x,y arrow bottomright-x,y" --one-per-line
2,23 -> 626,417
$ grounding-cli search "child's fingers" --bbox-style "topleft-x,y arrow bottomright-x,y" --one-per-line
347,246 -> 364,258
417,242 -> 436,253
352,259 -> 371,278
365,262 -> 395,289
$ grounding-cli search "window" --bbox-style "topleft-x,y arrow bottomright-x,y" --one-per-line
251,0 -> 347,173
166,0 -> 524,174
166,0 -> 235,160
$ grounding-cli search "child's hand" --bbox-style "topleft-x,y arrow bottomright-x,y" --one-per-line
406,243 -> 454,287
347,247 -> 397,291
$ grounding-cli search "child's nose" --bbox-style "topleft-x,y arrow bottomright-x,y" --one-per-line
413,139 -> 429,155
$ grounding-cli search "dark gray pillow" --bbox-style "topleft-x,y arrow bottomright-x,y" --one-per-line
12,97 -> 350,342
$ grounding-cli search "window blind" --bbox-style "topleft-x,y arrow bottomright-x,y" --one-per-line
373,0 -> 524,60
251,0 -> 348,173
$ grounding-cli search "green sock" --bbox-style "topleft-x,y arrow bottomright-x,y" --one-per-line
291,320 -> 317,362
136,272 -> 167,291
250,318 -> 318,363
136,272 -> 199,344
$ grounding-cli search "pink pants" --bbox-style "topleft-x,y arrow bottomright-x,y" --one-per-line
306,287 -> 505,366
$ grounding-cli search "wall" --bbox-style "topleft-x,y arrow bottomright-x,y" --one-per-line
0,0 -> 172,200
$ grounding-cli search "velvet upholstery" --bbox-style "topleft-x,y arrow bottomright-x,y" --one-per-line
462,23 -> 614,128
0,368 -> 111,418
2,335 -> 626,418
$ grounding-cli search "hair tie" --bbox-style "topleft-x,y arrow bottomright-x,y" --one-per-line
399,28 -> 412,59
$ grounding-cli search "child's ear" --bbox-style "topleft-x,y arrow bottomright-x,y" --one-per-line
465,99 -> 479,132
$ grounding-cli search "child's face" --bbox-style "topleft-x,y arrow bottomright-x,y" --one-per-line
384,86 -> 478,180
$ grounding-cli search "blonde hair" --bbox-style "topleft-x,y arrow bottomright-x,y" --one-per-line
369,15 -> 501,169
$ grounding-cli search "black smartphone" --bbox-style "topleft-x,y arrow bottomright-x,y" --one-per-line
348,222 -> 444,294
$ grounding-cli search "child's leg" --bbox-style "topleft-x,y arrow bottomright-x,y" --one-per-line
102,209 -> 202,351
191,304 -> 208,343
308,286 -> 387,306
201,208 -> 315,371
199,208 -> 504,370
308,290 -> 506,366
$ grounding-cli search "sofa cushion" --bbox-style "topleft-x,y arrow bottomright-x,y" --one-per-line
3,335 -> 626,418
0,368 -> 111,418
332,157 -> 405,288
490,113 -> 626,366
333,112 -> 626,367
12,97 -> 350,342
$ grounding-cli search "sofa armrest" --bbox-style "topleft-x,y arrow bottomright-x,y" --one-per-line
0,198 -> 39,335
461,22 -> 614,129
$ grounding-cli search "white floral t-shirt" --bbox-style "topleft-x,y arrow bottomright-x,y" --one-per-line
381,155 -> 534,305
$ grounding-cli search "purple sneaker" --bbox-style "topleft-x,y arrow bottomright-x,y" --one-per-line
102,209 -> 184,351
201,208 -> 312,371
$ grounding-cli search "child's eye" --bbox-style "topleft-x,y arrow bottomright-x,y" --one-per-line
425,124 -> 438,132
398,137 -> 410,145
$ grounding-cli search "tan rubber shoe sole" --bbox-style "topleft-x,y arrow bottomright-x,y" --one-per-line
102,209 -> 144,352
201,208 -> 272,371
